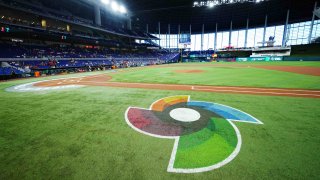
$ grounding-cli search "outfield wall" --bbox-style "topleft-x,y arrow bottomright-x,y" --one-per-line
236,57 -> 320,62
290,44 -> 320,57
282,57 -> 320,61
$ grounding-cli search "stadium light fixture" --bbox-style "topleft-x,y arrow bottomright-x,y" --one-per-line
101,0 -> 127,14
111,1 -> 119,12
101,0 -> 110,5
119,5 -> 127,14
193,0 -> 268,7
208,2 -> 215,8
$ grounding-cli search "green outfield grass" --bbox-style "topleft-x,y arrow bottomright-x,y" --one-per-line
0,69 -> 319,179
171,61 -> 320,67
110,62 -> 320,89
214,61 -> 320,67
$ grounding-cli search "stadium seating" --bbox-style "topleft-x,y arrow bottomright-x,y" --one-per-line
0,42 -> 180,76
0,67 -> 12,75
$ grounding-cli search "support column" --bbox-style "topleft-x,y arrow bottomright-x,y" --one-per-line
229,21 -> 233,46
158,22 -> 161,46
282,10 -> 290,47
201,24 -> 204,52
245,18 -> 249,48
309,1 -> 318,44
146,24 -> 149,33
237,30 -> 240,48
214,23 -> 218,51
166,32 -> 168,49
263,14 -> 268,47
253,28 -> 257,47
190,24 -> 192,50
168,24 -> 171,50
178,24 -> 181,48
94,5 -> 101,26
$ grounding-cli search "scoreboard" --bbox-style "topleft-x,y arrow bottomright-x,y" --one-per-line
179,33 -> 191,49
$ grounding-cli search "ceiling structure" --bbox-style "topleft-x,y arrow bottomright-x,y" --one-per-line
36,0 -> 318,34
124,0 -> 318,33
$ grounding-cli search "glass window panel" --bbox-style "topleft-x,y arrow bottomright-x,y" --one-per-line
247,29 -> 255,48
292,28 -> 298,40
297,26 -> 305,37
302,39 -> 309,44
191,35 -> 196,51
162,34 -> 167,47
274,25 -> 284,46
217,32 -> 223,49
238,30 -> 246,48
265,26 -> 275,43
313,24 -> 320,38
165,34 -> 168,48
211,34 -> 215,49
195,34 -> 202,51
170,38 -> 173,48
299,22 -> 305,27
151,21 -> 320,49
255,28 -> 264,46
305,21 -> 311,26
304,26 -> 311,38
170,35 -> 177,48
231,31 -> 238,48
203,34 -> 209,50
222,31 -> 229,48
208,33 -> 215,49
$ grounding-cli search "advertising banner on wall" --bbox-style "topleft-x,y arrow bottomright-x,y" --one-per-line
236,57 -> 283,62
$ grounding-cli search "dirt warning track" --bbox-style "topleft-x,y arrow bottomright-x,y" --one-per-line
34,74 -> 320,98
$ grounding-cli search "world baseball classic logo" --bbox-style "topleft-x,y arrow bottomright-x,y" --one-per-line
125,95 -> 263,173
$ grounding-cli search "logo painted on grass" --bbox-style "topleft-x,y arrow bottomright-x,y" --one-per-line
125,96 -> 263,173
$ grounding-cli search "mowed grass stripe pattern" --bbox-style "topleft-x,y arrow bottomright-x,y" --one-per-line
0,62 -> 319,179
110,62 -> 320,90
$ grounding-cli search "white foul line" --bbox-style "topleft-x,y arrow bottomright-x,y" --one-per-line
192,87 -> 320,97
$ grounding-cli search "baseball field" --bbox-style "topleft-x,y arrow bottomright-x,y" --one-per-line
0,61 -> 319,179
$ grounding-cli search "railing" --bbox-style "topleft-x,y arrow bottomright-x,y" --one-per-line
0,57 -> 175,62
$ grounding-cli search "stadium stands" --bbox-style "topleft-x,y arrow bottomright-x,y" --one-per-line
0,0 -> 165,80
0,41 -> 180,79
0,43 -> 178,60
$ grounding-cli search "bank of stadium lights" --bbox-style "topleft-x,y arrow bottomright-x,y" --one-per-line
101,0 -> 127,14
193,0 -> 267,8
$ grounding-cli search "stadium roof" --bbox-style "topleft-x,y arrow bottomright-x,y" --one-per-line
35,0 -> 317,34
124,0 -> 318,33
